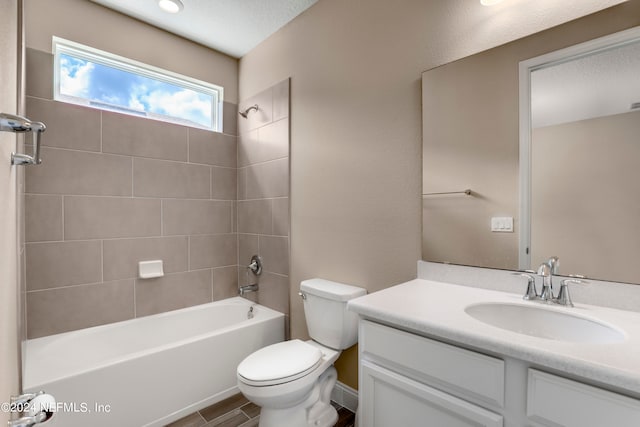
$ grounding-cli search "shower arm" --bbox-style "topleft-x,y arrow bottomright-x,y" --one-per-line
0,113 -> 46,166
238,104 -> 259,118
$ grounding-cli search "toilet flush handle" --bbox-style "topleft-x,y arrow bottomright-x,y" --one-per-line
298,291 -> 307,300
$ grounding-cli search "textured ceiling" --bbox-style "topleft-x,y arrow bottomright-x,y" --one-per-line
532,39 -> 640,128
89,0 -> 318,58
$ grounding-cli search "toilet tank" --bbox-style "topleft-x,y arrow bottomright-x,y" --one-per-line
300,279 -> 367,350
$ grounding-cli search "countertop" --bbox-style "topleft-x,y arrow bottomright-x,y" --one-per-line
348,279 -> 640,395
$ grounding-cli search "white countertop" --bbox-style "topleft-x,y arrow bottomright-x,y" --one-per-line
348,279 -> 640,395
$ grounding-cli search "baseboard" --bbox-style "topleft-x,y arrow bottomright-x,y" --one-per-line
331,381 -> 358,413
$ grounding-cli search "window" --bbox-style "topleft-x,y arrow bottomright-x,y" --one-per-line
53,37 -> 223,131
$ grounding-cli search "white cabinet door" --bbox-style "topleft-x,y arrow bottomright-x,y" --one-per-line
527,369 -> 640,427
360,361 -> 503,427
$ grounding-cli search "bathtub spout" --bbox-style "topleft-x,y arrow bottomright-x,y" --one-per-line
239,284 -> 259,296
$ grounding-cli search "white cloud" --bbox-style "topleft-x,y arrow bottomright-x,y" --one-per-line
60,59 -> 94,98
129,86 -> 212,126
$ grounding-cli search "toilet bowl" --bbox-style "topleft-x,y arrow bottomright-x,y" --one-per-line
236,279 -> 366,427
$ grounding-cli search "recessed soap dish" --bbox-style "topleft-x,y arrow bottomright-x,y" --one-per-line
139,260 -> 164,279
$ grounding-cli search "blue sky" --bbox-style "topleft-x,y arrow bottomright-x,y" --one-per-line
60,54 -> 213,128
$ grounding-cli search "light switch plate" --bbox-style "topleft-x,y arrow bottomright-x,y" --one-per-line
491,217 -> 514,232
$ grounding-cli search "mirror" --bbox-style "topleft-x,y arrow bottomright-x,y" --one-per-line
422,7 -> 640,284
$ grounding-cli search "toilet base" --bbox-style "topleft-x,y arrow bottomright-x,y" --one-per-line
257,366 -> 338,427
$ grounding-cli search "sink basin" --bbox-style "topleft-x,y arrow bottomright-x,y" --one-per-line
465,302 -> 626,344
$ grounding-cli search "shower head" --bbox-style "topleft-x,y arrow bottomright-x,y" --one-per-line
239,104 -> 259,119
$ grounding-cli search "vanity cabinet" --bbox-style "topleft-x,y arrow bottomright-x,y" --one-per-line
527,369 -> 640,427
358,320 -> 640,427
359,320 -> 504,427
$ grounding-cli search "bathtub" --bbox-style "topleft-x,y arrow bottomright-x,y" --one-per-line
24,297 -> 284,427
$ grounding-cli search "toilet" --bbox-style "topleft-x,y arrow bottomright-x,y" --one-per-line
236,278 -> 366,427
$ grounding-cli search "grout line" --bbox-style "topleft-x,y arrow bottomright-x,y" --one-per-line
133,278 -> 137,318
100,240 -> 104,283
61,195 -> 65,241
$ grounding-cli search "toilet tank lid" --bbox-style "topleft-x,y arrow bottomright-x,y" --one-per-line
300,279 -> 367,301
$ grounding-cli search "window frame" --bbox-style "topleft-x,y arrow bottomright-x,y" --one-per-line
52,37 -> 224,132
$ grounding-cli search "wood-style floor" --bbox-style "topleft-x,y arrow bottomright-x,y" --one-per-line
165,393 -> 355,427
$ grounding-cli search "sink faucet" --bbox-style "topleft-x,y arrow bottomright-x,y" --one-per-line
537,256 -> 559,302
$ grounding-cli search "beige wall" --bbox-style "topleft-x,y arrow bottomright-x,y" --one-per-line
0,0 -> 20,422
532,110 -> 640,283
238,0 -> 633,388
25,0 -> 238,103
422,3 -> 640,272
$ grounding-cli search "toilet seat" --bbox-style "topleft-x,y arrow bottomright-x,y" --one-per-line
237,339 -> 323,386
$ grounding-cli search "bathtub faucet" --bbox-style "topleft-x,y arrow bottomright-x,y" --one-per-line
239,284 -> 259,296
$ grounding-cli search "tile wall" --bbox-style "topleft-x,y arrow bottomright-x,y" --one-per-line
24,47 -> 243,338
237,80 -> 291,332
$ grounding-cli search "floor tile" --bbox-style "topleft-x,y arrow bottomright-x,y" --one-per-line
200,394 -> 250,422
204,409 -> 249,427
165,412 -> 207,427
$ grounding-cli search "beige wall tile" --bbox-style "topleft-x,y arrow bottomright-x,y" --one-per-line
272,197 -> 289,237
238,88 -> 273,135
213,266 -> 239,301
272,79 -> 290,122
135,269 -> 212,317
244,158 -> 289,199
223,102 -> 238,136
232,201 -> 237,233
27,280 -> 134,338
238,234 -> 259,267
237,167 -> 246,201
211,166 -> 237,200
25,48 -> 52,99
257,118 -> 289,160
27,97 -> 101,151
258,272 -> 289,315
259,235 -> 289,276
190,234 -> 237,270
102,112 -> 188,161
238,119 -> 288,167
162,199 -> 232,235
133,157 -> 210,199
237,130 -> 258,167
65,196 -> 161,239
103,236 -> 188,281
25,195 -> 63,242
189,129 -> 237,167
26,148 -> 133,196
237,199 -> 272,234
26,240 -> 102,290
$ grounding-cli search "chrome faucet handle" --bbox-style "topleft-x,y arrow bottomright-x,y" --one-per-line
555,277 -> 587,307
512,272 -> 538,300
246,255 -> 262,276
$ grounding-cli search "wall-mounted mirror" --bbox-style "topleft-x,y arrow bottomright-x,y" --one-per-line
422,5 -> 640,284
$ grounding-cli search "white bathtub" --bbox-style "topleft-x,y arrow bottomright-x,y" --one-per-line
24,297 -> 284,427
